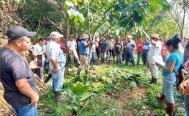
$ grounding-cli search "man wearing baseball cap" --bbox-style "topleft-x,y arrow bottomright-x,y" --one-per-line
0,26 -> 38,115
45,31 -> 66,103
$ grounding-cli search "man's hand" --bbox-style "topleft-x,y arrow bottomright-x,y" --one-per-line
30,92 -> 39,105
29,60 -> 38,69
16,78 -> 39,105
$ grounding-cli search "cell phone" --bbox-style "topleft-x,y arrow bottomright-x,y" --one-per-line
37,54 -> 42,67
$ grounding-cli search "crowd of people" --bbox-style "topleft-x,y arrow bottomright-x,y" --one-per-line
0,26 -> 189,116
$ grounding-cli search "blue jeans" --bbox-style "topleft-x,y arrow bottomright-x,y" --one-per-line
125,53 -> 134,65
52,69 -> 65,92
101,52 -> 107,63
116,53 -> 122,64
90,52 -> 97,65
184,95 -> 189,116
12,104 -> 38,116
163,73 -> 176,103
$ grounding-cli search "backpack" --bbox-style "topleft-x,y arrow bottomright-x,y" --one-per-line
174,64 -> 185,90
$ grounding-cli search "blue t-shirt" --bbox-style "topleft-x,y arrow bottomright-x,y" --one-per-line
78,40 -> 89,56
162,51 -> 182,77
100,40 -> 109,53
142,41 -> 150,54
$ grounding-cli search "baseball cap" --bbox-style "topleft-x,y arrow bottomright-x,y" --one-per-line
6,26 -> 36,40
50,31 -> 63,39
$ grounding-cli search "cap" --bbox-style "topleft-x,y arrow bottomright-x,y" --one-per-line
6,26 -> 36,40
50,31 -> 63,39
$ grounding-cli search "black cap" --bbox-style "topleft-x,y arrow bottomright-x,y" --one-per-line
6,26 -> 36,40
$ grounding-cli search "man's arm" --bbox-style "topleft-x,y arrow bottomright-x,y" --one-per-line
85,42 -> 94,48
150,40 -> 157,46
51,58 -> 58,74
16,78 -> 39,105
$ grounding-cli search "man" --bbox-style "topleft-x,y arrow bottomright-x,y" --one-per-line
90,36 -> 98,65
32,37 -> 46,80
107,35 -> 115,63
115,36 -> 123,64
46,31 -> 66,102
77,34 -> 92,76
147,34 -> 163,83
125,35 -> 136,66
136,38 -> 144,65
0,26 -> 39,115
67,35 -> 80,66
99,36 -> 109,63
141,39 -> 151,65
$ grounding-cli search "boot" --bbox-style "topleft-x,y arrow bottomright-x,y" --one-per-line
157,95 -> 166,101
77,68 -> 81,76
85,70 -> 88,75
150,78 -> 157,84
54,91 -> 63,105
166,103 -> 175,116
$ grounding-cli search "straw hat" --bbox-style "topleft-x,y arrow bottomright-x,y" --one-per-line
80,34 -> 89,40
151,33 -> 159,39
127,35 -> 132,39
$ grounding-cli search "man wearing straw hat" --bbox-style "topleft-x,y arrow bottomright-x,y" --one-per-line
148,33 -> 163,83
77,34 -> 93,76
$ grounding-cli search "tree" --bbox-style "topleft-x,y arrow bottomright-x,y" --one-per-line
168,0 -> 189,39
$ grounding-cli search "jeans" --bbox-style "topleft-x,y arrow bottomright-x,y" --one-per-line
125,53 -> 134,65
12,104 -> 38,116
101,52 -> 107,63
137,52 -> 142,65
52,69 -> 65,92
184,95 -> 189,116
116,53 -> 122,64
162,74 -> 176,103
90,52 -> 97,65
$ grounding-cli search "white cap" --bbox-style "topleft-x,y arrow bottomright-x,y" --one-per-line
50,31 -> 63,39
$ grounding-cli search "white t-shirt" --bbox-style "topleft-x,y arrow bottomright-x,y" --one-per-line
148,41 -> 163,64
108,39 -> 115,50
33,43 -> 45,64
67,40 -> 77,51
33,43 -> 45,54
91,44 -> 96,53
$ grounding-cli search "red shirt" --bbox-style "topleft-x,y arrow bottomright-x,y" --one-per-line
136,40 -> 144,53
58,40 -> 69,54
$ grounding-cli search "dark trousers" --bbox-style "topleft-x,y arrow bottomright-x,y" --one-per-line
137,52 -> 142,65
141,52 -> 148,66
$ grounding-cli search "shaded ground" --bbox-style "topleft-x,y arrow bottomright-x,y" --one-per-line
39,64 -> 186,116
